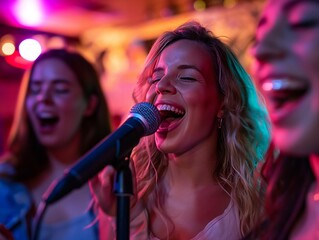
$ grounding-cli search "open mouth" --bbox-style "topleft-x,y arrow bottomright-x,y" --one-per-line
262,79 -> 309,108
37,112 -> 59,129
156,104 -> 185,129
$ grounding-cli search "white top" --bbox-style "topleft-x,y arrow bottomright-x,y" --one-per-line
130,199 -> 241,240
291,181 -> 319,240
190,200 -> 241,240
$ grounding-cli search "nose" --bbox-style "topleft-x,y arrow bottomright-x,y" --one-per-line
155,76 -> 176,95
251,19 -> 288,61
36,85 -> 53,103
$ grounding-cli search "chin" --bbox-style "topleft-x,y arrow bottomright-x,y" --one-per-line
156,145 -> 175,155
273,133 -> 311,157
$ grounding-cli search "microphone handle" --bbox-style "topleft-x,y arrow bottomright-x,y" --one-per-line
44,117 -> 145,204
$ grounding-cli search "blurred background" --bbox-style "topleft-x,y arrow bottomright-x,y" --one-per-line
0,0 -> 265,154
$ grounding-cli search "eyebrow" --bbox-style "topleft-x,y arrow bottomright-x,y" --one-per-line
257,0 -> 319,28
29,78 -> 70,84
153,64 -> 201,73
53,79 -> 70,83
283,0 -> 319,11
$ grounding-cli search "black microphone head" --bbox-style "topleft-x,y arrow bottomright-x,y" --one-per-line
129,102 -> 161,136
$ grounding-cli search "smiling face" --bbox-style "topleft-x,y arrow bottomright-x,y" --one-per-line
26,58 -> 91,150
251,0 -> 319,156
146,39 -> 222,156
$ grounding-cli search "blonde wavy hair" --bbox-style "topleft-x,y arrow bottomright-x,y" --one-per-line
131,21 -> 270,237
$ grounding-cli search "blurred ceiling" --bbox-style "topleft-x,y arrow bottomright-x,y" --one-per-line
0,0 -> 202,84
0,0 -> 199,38
0,0 -> 265,83
0,0 -> 264,129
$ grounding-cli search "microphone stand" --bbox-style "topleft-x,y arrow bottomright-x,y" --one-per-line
114,154 -> 133,240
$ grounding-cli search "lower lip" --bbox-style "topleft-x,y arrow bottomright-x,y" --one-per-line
38,124 -> 57,134
156,118 -> 183,134
268,96 -> 304,125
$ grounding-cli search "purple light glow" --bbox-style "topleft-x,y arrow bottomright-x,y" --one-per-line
13,0 -> 44,26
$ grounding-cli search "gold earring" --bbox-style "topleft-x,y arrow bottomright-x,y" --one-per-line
217,117 -> 223,129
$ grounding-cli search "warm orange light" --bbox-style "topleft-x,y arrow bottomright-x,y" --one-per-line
194,0 -> 206,11
0,34 -> 15,56
224,0 -> 237,8
2,42 -> 16,55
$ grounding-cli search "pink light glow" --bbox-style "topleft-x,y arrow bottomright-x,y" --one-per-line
13,0 -> 43,26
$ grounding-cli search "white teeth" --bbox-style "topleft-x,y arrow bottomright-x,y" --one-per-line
262,79 -> 308,92
157,104 -> 185,115
38,112 -> 55,118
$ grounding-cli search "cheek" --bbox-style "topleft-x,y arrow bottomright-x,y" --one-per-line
309,50 -> 319,77
25,97 -> 36,120
198,94 -> 221,126
187,95 -> 219,130
25,98 -> 32,114
71,101 -> 88,119
60,104 -> 86,137
57,98 -> 88,127
296,40 -> 319,71
190,86 -> 220,109
145,85 -> 156,102
56,94 -> 86,111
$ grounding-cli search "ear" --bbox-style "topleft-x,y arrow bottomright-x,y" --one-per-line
84,95 -> 98,117
217,110 -> 224,119
217,103 -> 224,118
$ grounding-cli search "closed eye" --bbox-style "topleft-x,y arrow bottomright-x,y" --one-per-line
180,77 -> 196,81
54,88 -> 70,94
28,82 -> 41,95
54,80 -> 71,94
291,20 -> 319,29
148,77 -> 161,85
54,85 -> 70,94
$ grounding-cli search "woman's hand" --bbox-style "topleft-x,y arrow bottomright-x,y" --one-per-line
90,161 -> 148,239
90,165 -> 117,216
0,225 -> 14,240
89,160 -> 141,216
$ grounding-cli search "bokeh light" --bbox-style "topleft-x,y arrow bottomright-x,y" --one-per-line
19,38 -> 42,61
0,34 -> 15,56
2,42 -> 16,55
194,0 -> 206,11
13,0 -> 43,26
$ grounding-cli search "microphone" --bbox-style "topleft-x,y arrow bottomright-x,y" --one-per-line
43,102 -> 161,205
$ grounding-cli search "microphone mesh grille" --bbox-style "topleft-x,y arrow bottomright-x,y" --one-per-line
130,102 -> 161,135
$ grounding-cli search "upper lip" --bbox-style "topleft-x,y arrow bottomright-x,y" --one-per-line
258,72 -> 309,88
256,72 -> 310,110
255,64 -> 305,84
36,111 -> 56,118
154,101 -> 185,115
259,73 -> 295,83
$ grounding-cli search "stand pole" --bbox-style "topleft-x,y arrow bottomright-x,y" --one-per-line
114,157 -> 133,240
